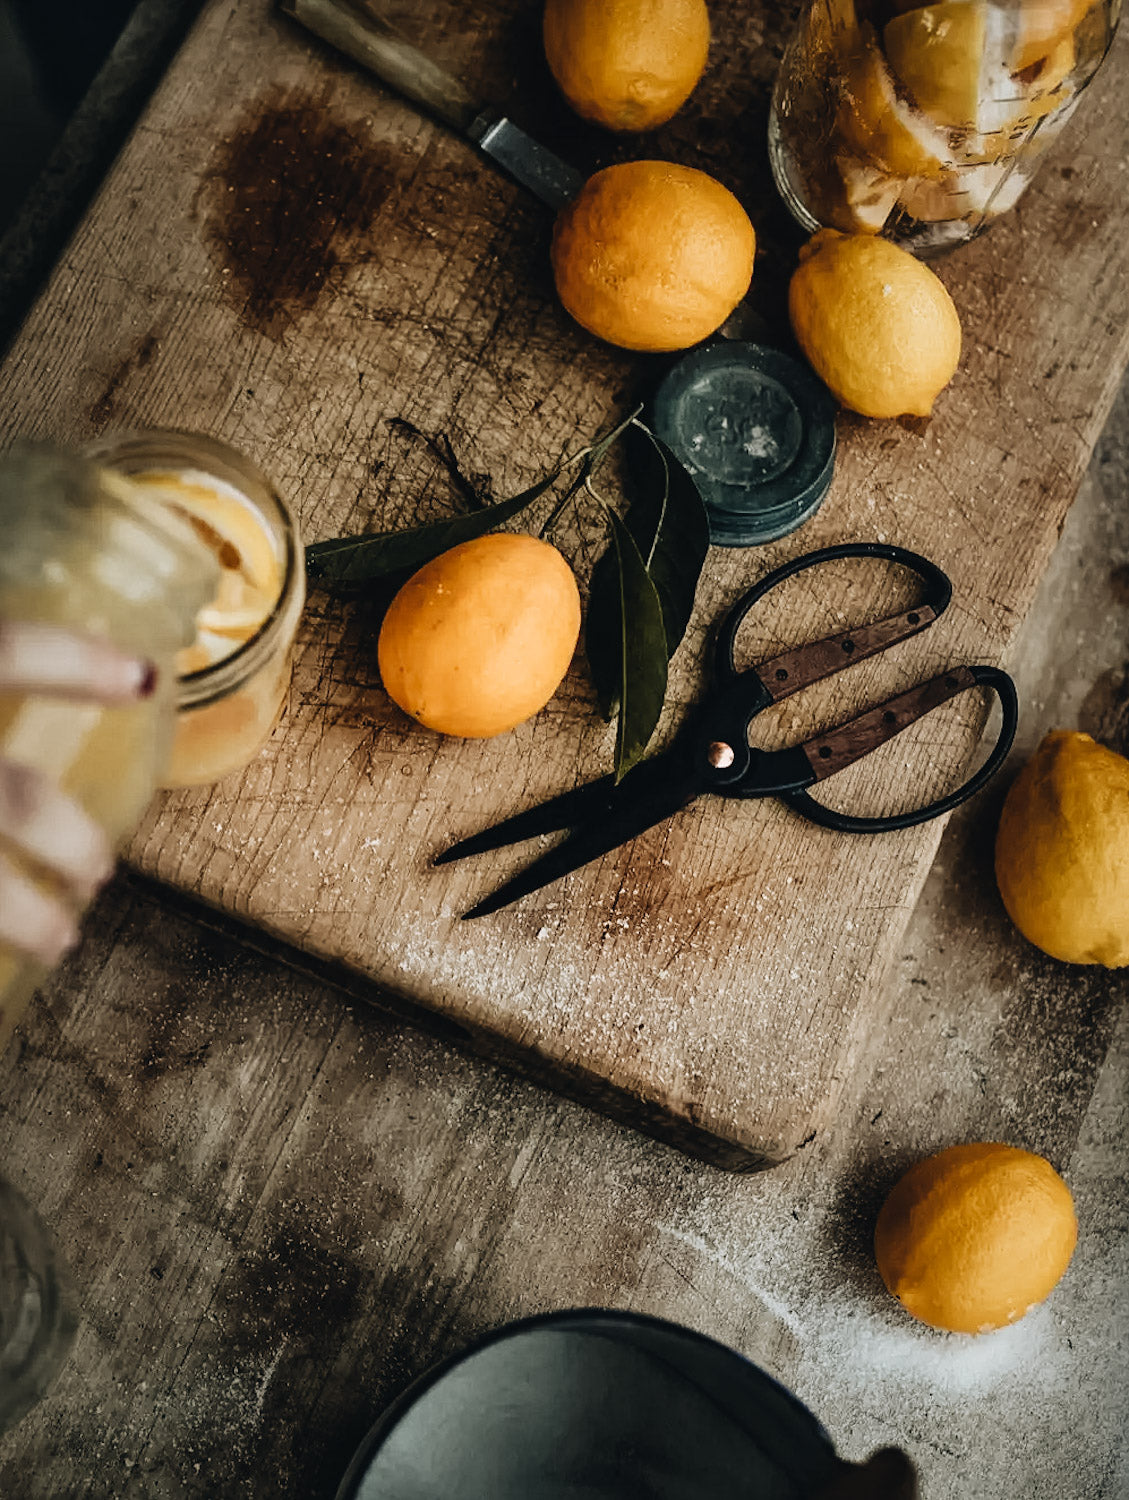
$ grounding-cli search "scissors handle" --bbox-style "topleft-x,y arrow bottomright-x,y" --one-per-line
781,664 -> 1018,833
716,542 -> 953,700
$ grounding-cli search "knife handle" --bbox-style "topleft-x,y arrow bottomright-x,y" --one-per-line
280,0 -> 481,133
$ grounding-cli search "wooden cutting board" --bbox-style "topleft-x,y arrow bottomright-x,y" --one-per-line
2,0 -> 1127,1168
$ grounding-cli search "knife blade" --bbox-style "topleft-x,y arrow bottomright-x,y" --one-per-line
278,0 -> 584,211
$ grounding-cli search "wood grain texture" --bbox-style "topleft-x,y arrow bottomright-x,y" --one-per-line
1,0 -> 1127,1166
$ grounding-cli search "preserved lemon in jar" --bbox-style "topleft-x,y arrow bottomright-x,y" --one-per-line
0,447 -> 217,1047
83,431 -> 307,789
768,0 -> 1120,253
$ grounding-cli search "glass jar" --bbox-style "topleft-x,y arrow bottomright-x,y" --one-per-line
83,432 -> 306,788
0,446 -> 217,1048
0,1177 -> 78,1433
768,0 -> 1120,253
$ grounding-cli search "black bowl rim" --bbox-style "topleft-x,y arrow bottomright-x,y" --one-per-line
335,1305 -> 838,1500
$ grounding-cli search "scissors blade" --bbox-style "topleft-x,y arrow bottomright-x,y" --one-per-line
459,752 -> 703,919
435,774 -> 619,864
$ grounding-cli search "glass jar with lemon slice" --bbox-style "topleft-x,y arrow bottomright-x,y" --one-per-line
84,431 -> 306,788
768,0 -> 1119,252
0,446 -> 218,1047
0,435 -> 303,1048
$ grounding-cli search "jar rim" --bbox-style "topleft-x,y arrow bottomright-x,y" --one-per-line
80,428 -> 305,708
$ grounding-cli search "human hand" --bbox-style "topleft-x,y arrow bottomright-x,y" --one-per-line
0,621 -> 156,967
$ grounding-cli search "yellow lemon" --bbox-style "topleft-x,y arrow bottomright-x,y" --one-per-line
875,1143 -> 1078,1334
836,29 -> 955,179
377,533 -> 581,738
551,160 -> 755,352
788,229 -> 962,418
995,730 -> 1129,966
883,1 -> 989,128
543,0 -> 710,131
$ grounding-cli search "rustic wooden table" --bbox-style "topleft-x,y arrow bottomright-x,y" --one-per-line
1,0 -> 1128,1494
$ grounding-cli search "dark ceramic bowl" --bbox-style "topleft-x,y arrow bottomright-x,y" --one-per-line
337,1308 -> 841,1499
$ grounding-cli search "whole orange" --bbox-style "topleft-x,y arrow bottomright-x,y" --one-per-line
543,0 -> 711,132
377,533 -> 581,738
551,160 -> 755,352
874,1143 -> 1077,1334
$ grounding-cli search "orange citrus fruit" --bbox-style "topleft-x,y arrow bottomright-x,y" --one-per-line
377,533 -> 581,738
543,0 -> 711,131
551,160 -> 755,352
788,228 -> 961,418
875,1143 -> 1078,1333
995,730 -> 1129,966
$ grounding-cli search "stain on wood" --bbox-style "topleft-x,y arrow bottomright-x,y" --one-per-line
204,87 -> 404,338
1080,662 -> 1129,752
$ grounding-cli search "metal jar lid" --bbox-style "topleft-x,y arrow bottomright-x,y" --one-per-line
651,341 -> 837,547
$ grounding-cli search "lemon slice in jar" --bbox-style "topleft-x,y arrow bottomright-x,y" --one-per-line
833,157 -> 904,232
883,1 -> 991,129
132,470 -> 283,672
1012,0 -> 1095,70
885,0 -> 1080,144
836,27 -> 955,179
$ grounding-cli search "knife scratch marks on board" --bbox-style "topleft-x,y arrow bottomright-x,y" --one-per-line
203,88 -> 410,340
90,332 -> 160,428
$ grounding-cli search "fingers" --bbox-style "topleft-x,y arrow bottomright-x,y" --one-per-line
0,761 -> 114,898
0,620 -> 156,703
0,850 -> 81,967
0,761 -> 114,968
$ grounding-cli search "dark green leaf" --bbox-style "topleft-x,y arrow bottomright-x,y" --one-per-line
584,548 -> 621,720
623,422 -> 710,656
584,421 -> 709,719
305,468 -> 565,588
605,505 -> 669,782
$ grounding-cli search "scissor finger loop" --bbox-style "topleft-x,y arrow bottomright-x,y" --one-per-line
715,540 -> 954,696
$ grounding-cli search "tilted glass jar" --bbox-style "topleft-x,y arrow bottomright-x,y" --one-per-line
82,431 -> 306,789
768,0 -> 1121,253
0,446 -> 217,1048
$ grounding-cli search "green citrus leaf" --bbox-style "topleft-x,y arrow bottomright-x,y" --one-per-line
605,505 -> 669,782
584,420 -> 709,719
626,421 -> 710,657
305,468 -> 564,589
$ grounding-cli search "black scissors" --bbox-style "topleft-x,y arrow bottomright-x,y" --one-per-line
436,542 -> 1018,919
